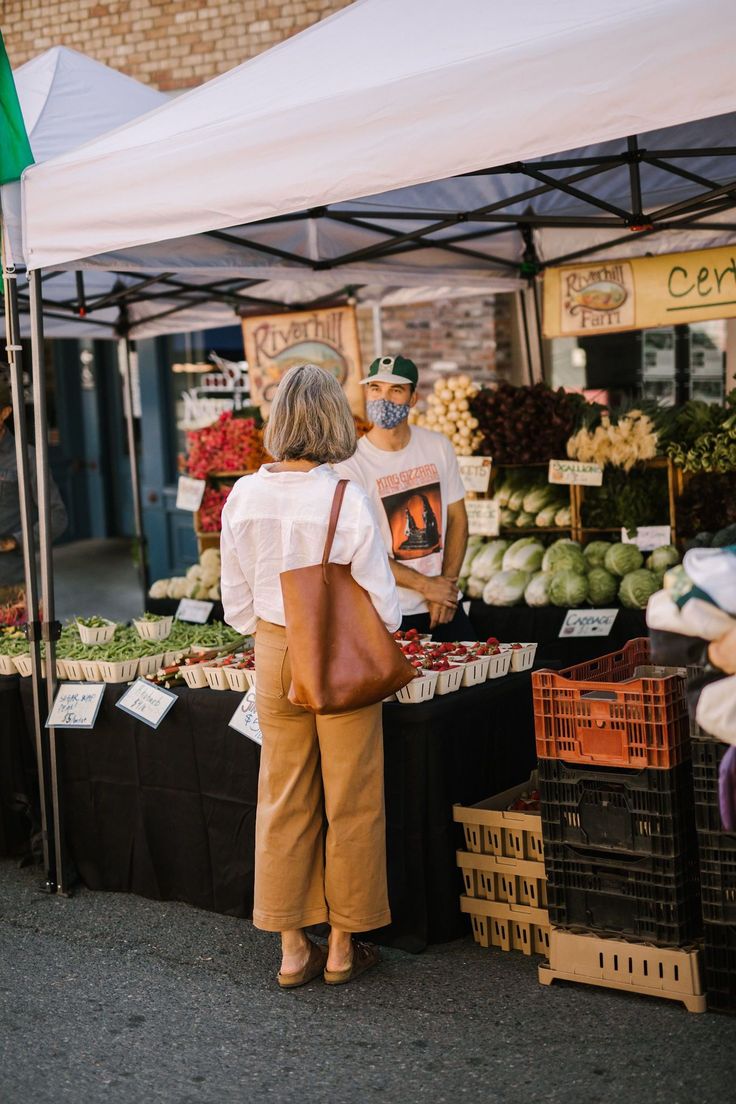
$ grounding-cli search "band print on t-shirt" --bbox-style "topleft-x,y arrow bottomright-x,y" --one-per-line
375,463 -> 443,562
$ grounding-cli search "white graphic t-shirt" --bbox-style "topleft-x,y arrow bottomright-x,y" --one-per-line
334,426 -> 466,615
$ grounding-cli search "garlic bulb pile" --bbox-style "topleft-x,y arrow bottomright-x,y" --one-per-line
409,375 -> 483,456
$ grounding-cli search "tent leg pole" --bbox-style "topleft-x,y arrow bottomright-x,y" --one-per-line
3,262 -> 56,890
517,289 -> 534,385
531,278 -> 546,382
29,269 -> 70,896
118,338 -> 148,607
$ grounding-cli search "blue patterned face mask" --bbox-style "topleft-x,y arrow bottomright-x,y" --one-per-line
366,397 -> 412,429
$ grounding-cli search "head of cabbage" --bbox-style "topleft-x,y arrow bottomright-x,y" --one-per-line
583,540 -> 611,569
548,570 -> 589,608
502,538 -> 545,574
586,566 -> 618,607
618,568 -> 661,609
604,542 -> 644,577
470,539 -> 511,582
524,572 -> 552,607
646,544 -> 681,577
483,569 -> 530,607
542,539 -> 586,576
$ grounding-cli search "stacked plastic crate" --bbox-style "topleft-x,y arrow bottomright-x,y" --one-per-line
692,725 -> 736,1012
453,775 -> 550,957
532,639 -> 706,1012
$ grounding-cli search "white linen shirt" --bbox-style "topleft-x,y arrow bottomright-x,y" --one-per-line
220,464 -> 402,636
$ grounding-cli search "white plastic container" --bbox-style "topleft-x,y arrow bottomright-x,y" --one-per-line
224,666 -> 255,693
502,642 -> 538,672
13,653 -> 35,677
203,664 -> 232,691
133,615 -> 173,642
55,658 -> 68,680
180,663 -> 209,689
487,649 -> 513,679
396,669 -> 439,704
433,665 -> 464,695
63,658 -> 85,681
137,653 -> 165,677
450,654 -> 491,687
0,653 -> 20,676
81,659 -> 102,682
98,658 -> 139,684
76,618 -> 116,645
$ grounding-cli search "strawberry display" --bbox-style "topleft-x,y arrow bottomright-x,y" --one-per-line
198,484 -> 233,532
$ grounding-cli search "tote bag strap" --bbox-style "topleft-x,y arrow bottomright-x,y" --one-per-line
322,479 -> 349,578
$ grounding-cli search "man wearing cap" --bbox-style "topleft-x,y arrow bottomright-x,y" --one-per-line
0,369 -> 67,605
334,355 -> 474,640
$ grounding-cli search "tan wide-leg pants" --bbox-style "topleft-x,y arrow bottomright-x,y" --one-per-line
252,620 -> 391,932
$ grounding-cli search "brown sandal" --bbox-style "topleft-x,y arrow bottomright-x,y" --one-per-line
323,941 -> 381,986
277,941 -> 328,990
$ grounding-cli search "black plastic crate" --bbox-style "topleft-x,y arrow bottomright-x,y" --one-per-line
539,757 -> 696,858
544,840 -> 702,946
698,830 -> 736,925
703,922 -> 736,1013
692,736 -> 730,835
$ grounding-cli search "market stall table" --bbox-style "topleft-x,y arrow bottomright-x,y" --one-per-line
0,675 -> 36,858
13,672 -> 536,951
468,603 -> 647,667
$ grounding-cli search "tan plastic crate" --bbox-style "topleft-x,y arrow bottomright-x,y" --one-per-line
453,773 -> 542,862
456,851 -> 548,908
539,928 -> 705,1013
460,896 -> 550,957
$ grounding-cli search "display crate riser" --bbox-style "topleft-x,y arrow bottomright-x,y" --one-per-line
539,928 -> 705,1013
453,773 -> 543,863
543,841 -> 702,947
538,757 -> 697,859
697,832 -> 736,925
533,638 -> 689,771
460,896 -> 550,957
703,923 -> 736,1014
692,736 -> 731,835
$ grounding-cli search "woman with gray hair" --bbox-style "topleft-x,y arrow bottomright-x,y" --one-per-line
220,364 -> 402,989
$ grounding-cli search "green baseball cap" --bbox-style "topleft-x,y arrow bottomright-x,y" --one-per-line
360,354 -> 418,389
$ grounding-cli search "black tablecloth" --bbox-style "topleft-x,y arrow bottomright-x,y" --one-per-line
13,672 -> 536,951
0,675 -> 37,858
468,603 -> 648,668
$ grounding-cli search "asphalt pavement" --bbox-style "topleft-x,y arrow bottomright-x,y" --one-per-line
1,858 -> 735,1104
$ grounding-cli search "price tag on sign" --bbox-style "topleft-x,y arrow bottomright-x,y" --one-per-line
548,459 -> 603,486
46,682 -> 105,729
175,598 -> 214,623
458,456 -> 492,494
115,677 -> 178,730
559,609 -> 619,638
229,687 -> 263,745
621,526 -> 671,552
175,475 -> 207,512
465,498 -> 500,537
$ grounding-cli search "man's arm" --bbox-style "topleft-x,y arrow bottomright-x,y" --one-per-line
389,559 -> 458,606
429,498 -> 469,626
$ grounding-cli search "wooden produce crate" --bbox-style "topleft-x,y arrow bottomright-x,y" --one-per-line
461,896 -> 550,957
453,772 -> 543,862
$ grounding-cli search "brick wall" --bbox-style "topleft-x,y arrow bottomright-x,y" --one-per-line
2,0 -> 355,90
3,0 -> 521,378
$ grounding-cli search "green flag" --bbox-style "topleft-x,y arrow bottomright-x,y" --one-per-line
0,31 -> 33,185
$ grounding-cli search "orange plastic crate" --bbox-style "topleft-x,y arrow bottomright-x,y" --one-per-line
532,638 -> 688,770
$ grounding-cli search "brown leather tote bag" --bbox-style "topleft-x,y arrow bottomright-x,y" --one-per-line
280,479 -> 417,714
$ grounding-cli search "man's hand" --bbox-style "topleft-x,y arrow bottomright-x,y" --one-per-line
428,600 -> 456,629
709,625 -> 736,675
420,574 -> 458,607
0,536 -> 18,553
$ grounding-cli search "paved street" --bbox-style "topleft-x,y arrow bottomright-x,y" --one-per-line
1,859 -> 734,1104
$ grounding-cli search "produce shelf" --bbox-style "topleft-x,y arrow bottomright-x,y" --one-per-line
543,839 -> 702,946
539,928 -> 706,1013
532,638 -> 689,770
538,757 -> 697,859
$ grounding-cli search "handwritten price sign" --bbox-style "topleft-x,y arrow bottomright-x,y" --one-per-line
116,678 -> 178,730
548,459 -> 603,486
46,682 -> 105,729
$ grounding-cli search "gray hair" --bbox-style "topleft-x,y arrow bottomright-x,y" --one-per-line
263,363 -> 357,464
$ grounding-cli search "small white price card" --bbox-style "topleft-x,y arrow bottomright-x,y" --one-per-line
175,598 -> 214,623
229,687 -> 263,746
458,456 -> 492,494
115,677 -> 178,730
559,609 -> 619,638
621,525 -> 671,552
46,682 -> 105,730
548,459 -> 603,486
466,498 -> 500,537
175,475 -> 207,512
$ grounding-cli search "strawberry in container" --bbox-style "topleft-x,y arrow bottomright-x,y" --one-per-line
423,654 -> 464,696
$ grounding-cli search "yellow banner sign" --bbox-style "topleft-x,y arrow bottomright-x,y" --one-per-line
543,245 -> 736,337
